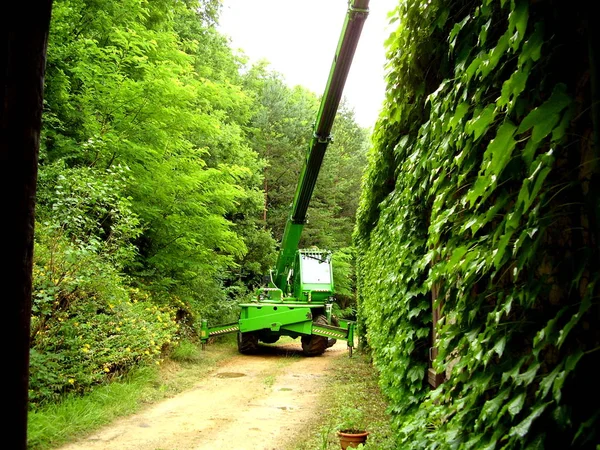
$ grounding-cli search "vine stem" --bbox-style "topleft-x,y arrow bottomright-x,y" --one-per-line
584,346 -> 600,355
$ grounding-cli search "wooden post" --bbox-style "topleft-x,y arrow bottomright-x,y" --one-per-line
428,281 -> 445,388
1,2 -> 54,448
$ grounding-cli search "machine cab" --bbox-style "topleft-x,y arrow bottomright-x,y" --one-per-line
292,249 -> 334,302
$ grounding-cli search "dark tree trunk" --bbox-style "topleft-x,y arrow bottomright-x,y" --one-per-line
0,2 -> 53,448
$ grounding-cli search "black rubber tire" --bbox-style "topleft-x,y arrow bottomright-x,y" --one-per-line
301,314 -> 328,356
327,315 -> 340,348
237,332 -> 259,354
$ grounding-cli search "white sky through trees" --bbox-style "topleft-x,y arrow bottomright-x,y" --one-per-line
218,0 -> 397,129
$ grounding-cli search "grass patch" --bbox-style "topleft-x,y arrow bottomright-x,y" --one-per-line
286,349 -> 397,450
169,339 -> 204,362
263,374 -> 276,388
27,335 -> 238,450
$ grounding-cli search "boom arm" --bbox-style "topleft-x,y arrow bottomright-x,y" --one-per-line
273,0 -> 369,289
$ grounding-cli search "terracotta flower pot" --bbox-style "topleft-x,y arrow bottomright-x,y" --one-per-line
337,430 -> 369,449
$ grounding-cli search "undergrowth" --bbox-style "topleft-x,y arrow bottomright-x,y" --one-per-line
27,336 -> 237,449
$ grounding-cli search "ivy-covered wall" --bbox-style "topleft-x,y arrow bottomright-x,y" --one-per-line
355,0 -> 599,447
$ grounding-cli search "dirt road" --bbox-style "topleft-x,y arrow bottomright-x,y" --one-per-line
58,340 -> 348,450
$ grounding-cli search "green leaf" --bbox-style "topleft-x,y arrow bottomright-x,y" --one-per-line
518,22 -> 544,64
526,166 -> 551,210
572,413 -> 600,445
533,307 -> 567,351
486,121 -> 517,177
435,7 -> 450,30
538,364 -> 562,398
516,363 -> 540,386
450,102 -> 470,129
480,32 -> 509,78
449,246 -> 468,267
499,67 -> 529,108
557,295 -> 592,348
449,15 -> 471,52
517,84 -> 572,143
508,0 -> 529,49
502,357 -> 526,385
565,349 -> 584,372
552,370 -> 567,403
508,392 -> 525,417
466,54 -> 485,81
478,19 -> 491,46
493,232 -> 512,268
481,388 -> 511,421
509,403 -> 549,438
466,104 -> 496,140
493,336 -> 507,357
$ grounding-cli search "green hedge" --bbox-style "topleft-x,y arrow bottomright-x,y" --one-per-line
355,0 -> 599,448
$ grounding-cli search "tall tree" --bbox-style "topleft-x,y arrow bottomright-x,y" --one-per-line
37,0 -> 272,324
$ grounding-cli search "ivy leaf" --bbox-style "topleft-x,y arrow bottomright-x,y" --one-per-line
527,162 -> 553,210
508,392 -> 525,417
533,306 -> 566,352
480,32 -> 509,78
573,413 -> 600,445
481,387 -> 511,421
449,246 -> 468,267
449,15 -> 471,53
493,229 -> 514,268
467,121 -> 517,207
450,102 -> 470,129
493,336 -> 507,357
509,403 -> 549,438
478,19 -> 491,46
522,139 -> 540,169
552,370 -> 567,403
551,106 -> 573,142
466,104 -> 496,140
486,121 -> 517,177
557,295 -> 592,348
518,22 -> 544,64
517,84 -> 571,143
502,357 -> 526,385
499,67 -> 529,108
516,362 -> 540,386
435,7 -> 450,30
538,364 -> 562,398
565,349 -> 584,372
466,54 -> 485,81
508,0 -> 529,49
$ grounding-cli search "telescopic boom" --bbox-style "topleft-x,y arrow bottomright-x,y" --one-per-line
272,0 -> 369,289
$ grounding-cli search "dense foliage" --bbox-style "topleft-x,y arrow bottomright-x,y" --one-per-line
355,0 -> 599,448
30,0 -> 368,405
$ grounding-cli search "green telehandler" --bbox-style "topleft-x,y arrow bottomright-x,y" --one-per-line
201,0 -> 369,356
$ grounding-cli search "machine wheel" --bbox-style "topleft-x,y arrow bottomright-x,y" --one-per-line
237,332 -> 259,354
327,315 -> 340,348
301,314 -> 328,356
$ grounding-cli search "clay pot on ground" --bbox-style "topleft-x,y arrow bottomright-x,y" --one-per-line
336,430 -> 369,449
